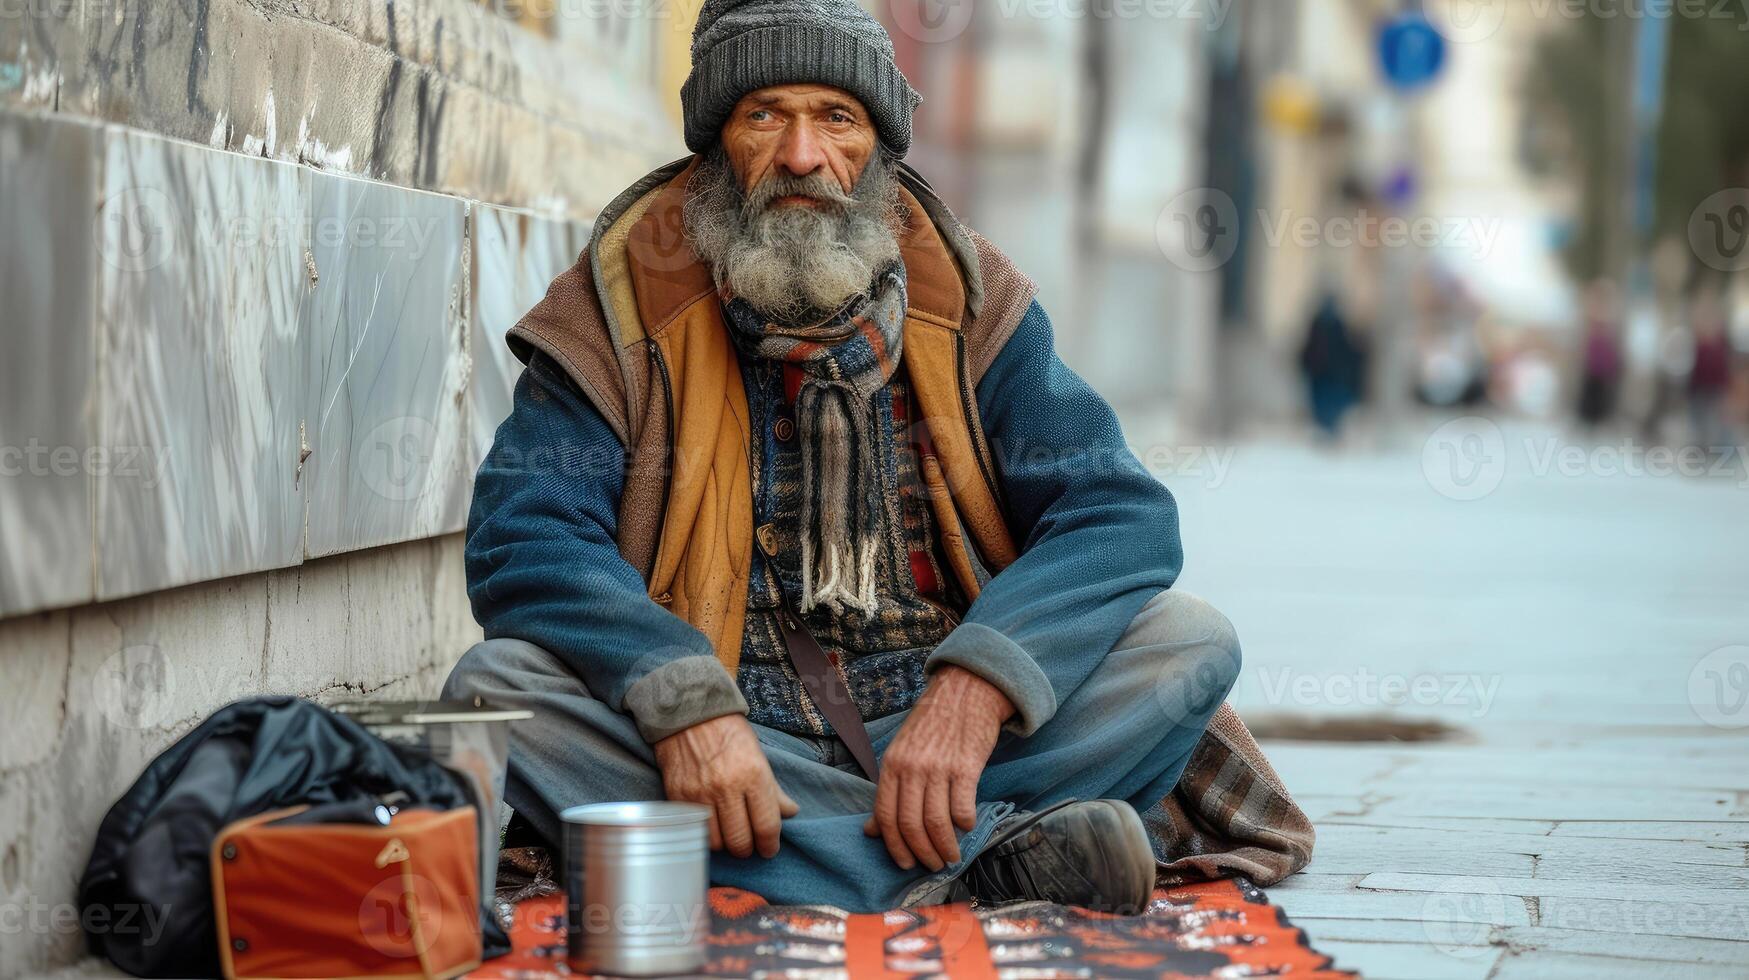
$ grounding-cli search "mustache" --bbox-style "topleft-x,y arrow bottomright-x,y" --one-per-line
742,170 -> 856,217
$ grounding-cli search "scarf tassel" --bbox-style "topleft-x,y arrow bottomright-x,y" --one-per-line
798,386 -> 881,617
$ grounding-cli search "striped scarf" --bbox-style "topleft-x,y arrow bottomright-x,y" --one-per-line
721,260 -> 909,617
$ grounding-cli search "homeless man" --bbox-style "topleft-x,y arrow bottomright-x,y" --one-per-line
444,0 -> 1309,914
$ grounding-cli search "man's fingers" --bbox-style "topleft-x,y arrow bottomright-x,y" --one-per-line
924,777 -> 960,865
897,775 -> 943,872
747,784 -> 784,859
716,794 -> 755,859
706,810 -> 724,851
950,775 -> 978,832
778,787 -> 800,818
873,775 -> 915,870
863,815 -> 879,836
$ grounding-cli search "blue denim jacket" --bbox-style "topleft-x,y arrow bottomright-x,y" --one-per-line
465,298 -> 1183,742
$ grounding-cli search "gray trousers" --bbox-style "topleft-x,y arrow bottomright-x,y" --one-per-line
442,589 -> 1240,912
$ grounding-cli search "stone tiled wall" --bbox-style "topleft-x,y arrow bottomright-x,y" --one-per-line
0,110 -> 599,617
0,107 -> 617,977
0,2 -> 686,973
0,0 -> 683,220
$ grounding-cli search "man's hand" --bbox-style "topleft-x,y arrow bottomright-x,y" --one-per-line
654,714 -> 798,859
863,665 -> 1014,872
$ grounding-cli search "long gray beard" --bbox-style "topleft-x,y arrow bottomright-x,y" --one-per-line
682,146 -> 906,328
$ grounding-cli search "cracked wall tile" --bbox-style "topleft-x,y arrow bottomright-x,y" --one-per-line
93,127 -> 312,601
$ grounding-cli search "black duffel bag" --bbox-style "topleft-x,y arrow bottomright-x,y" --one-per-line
78,695 -> 510,977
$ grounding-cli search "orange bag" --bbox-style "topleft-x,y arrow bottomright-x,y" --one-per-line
211,805 -> 482,979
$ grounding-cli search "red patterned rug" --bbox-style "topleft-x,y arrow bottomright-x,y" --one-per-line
470,878 -> 1352,978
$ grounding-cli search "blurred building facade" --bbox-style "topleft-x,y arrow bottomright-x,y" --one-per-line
891,0 -> 1576,436
891,0 -> 1218,419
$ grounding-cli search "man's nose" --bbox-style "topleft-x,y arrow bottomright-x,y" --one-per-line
773,122 -> 830,182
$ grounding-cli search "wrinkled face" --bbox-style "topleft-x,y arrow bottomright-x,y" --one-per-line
720,83 -> 880,200
683,84 -> 904,329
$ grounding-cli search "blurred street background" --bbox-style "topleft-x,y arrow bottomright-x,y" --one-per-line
3,0 -> 1748,977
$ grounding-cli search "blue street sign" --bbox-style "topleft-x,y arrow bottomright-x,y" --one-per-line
1377,13 -> 1447,92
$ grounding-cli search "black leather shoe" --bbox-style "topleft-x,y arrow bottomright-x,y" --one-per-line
962,799 -> 1157,914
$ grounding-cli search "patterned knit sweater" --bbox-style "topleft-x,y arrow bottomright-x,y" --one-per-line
734,355 -> 968,736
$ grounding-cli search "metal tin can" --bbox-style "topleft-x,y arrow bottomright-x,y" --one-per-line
560,801 -> 711,977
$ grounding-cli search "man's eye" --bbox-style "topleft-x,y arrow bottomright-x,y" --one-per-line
749,110 -> 771,121
829,112 -> 851,124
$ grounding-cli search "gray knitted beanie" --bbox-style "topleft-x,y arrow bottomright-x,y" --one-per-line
680,0 -> 922,157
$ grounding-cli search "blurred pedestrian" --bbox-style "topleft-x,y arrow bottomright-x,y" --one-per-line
1298,293 -> 1368,439
1689,289 -> 1733,451
1577,280 -> 1622,429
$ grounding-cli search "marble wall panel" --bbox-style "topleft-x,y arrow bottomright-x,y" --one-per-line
468,206 -> 591,469
301,172 -> 471,557
93,129 -> 312,601
0,115 -> 100,616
